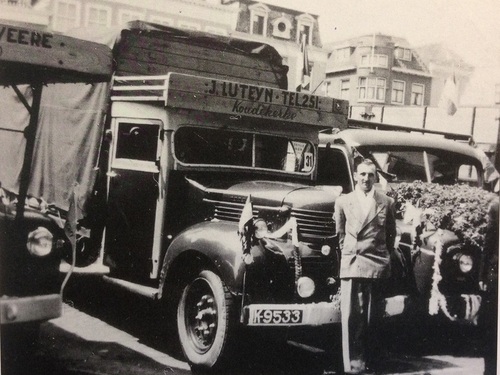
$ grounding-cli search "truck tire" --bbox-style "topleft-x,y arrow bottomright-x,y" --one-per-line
177,269 -> 235,370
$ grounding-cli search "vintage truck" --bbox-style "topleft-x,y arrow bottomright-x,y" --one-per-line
1,21 -> 349,370
0,23 -> 112,363
318,119 -> 498,324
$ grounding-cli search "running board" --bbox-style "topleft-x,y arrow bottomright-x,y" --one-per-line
103,276 -> 159,300
59,259 -> 110,274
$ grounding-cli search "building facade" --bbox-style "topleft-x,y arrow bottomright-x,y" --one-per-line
32,0 -> 238,35
2,0 -> 324,92
0,0 -> 50,28
228,0 -> 327,91
323,34 -> 432,111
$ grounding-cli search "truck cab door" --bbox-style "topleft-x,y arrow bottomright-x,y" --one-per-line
104,119 -> 164,281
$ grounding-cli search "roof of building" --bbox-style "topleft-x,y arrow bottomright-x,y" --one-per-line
324,33 -> 429,74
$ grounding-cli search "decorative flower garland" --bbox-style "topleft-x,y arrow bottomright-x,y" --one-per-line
388,182 -> 495,322
428,229 -> 457,320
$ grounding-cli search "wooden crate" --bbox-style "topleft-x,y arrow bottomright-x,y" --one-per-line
115,28 -> 288,89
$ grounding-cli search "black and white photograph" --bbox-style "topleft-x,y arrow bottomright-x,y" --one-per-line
0,1 -> 499,374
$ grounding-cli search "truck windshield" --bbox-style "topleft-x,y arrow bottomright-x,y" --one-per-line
363,148 -> 481,185
174,126 -> 314,174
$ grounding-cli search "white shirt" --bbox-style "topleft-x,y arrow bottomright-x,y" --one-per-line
355,185 -> 375,218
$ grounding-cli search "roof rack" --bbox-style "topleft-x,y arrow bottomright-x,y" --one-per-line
347,119 -> 473,143
111,75 -> 170,102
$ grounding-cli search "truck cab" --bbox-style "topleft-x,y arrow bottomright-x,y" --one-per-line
74,73 -> 349,369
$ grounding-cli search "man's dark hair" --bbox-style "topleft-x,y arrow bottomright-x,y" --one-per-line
355,158 -> 376,171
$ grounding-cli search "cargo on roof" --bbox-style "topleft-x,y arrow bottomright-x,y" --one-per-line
114,21 -> 288,89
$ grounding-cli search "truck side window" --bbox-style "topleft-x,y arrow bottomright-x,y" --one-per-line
115,122 -> 159,162
174,126 -> 315,174
317,147 -> 351,192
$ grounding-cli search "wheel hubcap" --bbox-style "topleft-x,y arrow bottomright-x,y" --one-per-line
185,279 -> 218,352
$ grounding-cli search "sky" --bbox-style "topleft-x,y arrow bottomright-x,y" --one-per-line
263,0 -> 500,68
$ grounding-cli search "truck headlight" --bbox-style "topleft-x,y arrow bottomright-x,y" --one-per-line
321,245 -> 331,256
297,276 -> 315,298
456,253 -> 473,273
26,227 -> 53,257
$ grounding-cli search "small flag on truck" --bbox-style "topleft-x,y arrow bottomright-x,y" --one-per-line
238,195 -> 254,254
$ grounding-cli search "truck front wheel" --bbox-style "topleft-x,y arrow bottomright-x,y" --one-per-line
177,269 -> 235,370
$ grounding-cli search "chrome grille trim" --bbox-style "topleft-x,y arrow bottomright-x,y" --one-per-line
292,208 -> 335,239
206,199 -> 335,241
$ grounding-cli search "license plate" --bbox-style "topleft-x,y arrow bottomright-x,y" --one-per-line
252,309 -> 303,325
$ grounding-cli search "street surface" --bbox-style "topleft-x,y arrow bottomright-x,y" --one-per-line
2,276 -> 485,375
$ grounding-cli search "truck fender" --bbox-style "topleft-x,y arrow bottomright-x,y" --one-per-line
158,221 -> 248,300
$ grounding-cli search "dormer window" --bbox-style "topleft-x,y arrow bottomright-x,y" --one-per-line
395,47 -> 412,61
336,47 -> 351,61
295,13 -> 314,45
249,3 -> 270,36
271,15 -> 291,39
359,54 -> 388,68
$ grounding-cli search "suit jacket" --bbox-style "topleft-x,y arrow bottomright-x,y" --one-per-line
479,198 -> 499,288
334,189 -> 396,279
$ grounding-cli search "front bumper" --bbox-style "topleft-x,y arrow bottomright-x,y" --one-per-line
243,302 -> 341,326
1,294 -> 62,325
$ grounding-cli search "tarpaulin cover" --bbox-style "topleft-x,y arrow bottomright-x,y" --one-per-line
0,82 -> 109,211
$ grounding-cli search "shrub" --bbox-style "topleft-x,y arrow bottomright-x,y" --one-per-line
387,181 -> 497,251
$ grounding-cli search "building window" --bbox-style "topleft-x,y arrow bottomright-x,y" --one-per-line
252,14 -> 265,35
395,47 -> 412,61
495,84 -> 500,105
359,54 -> 388,68
411,83 -> 424,106
335,47 -> 351,61
85,4 -> 112,28
391,80 -> 405,104
295,13 -> 314,44
271,16 -> 291,39
358,77 -> 386,102
299,24 -> 311,44
118,9 -> 145,25
340,79 -> 350,100
249,4 -> 269,36
324,81 -> 332,97
53,0 -> 81,32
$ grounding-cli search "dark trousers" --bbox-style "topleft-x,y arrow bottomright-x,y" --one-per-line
340,278 -> 383,374
480,285 -> 498,375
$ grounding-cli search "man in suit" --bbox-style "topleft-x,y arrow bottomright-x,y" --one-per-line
479,197 -> 499,375
334,159 -> 396,374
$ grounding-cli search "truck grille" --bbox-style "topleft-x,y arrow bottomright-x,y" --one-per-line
209,200 -> 335,242
291,208 -> 335,240
212,201 -> 257,222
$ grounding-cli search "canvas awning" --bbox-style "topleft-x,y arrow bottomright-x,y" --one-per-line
0,23 -> 113,219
